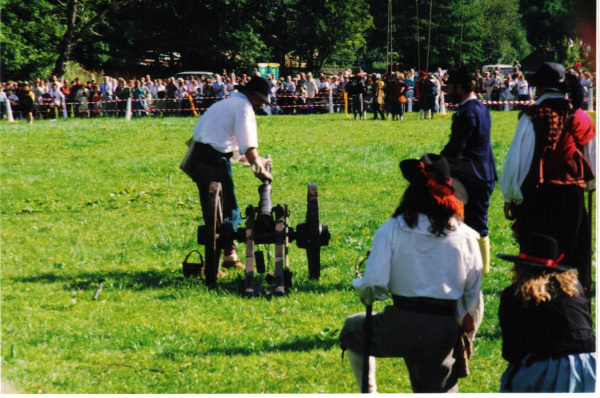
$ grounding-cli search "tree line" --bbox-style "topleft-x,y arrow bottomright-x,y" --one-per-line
1,0 -> 595,81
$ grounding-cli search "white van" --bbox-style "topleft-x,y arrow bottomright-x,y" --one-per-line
172,71 -> 216,82
482,64 -> 515,77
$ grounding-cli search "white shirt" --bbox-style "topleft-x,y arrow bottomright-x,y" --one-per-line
191,92 -> 258,156
50,88 -> 64,103
500,93 -> 597,204
352,214 -> 483,336
305,79 -> 319,97
225,83 -> 236,95
177,86 -> 188,99
318,81 -> 330,91
47,81 -> 62,92
517,80 -> 528,96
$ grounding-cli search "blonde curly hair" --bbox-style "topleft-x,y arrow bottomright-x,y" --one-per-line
512,263 -> 579,305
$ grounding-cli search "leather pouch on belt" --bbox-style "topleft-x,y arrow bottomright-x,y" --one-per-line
453,325 -> 471,378
191,162 -> 221,184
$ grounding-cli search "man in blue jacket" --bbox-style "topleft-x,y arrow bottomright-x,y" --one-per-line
441,67 -> 498,274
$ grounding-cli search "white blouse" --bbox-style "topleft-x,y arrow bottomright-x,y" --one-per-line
352,213 -> 483,338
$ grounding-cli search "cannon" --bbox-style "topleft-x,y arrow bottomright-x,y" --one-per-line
183,158 -> 330,296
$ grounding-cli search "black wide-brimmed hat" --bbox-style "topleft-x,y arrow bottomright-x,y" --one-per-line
399,153 -> 468,204
525,62 -> 567,91
447,66 -> 476,87
238,76 -> 271,104
497,232 -> 572,272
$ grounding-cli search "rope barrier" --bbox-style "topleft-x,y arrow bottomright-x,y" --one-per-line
3,91 -> 596,120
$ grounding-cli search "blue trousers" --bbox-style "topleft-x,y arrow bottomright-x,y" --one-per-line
462,180 -> 495,237
194,146 -> 242,233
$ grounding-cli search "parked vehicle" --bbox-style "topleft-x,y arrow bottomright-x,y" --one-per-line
171,71 -> 216,82
482,64 -> 515,77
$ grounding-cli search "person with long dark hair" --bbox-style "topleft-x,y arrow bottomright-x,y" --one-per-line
496,233 -> 595,392
339,154 -> 483,393
500,62 -> 596,298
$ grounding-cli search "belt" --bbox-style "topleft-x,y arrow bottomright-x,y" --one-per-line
191,142 -> 233,169
392,295 -> 456,316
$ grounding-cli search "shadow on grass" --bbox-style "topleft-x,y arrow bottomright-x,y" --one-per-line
11,269 -> 203,291
159,334 -> 340,360
11,269 -> 352,296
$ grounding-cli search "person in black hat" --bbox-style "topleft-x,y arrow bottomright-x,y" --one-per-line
499,62 -> 596,298
339,153 -> 483,393
496,232 -> 596,392
441,66 -> 498,275
180,76 -> 273,274
18,83 -> 35,124
345,75 -> 367,120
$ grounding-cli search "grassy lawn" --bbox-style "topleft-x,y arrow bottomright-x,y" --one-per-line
1,111 -> 595,393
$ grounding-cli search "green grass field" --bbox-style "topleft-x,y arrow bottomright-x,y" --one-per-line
1,111 -> 595,393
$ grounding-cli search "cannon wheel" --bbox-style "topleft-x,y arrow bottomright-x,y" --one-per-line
306,183 -> 321,280
204,182 -> 223,286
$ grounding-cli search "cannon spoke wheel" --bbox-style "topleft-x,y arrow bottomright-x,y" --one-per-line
306,183 -> 321,280
204,182 -> 224,286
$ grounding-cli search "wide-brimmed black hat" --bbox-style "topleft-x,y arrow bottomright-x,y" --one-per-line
447,66 -> 476,87
497,232 -> 572,272
525,62 -> 567,91
238,76 -> 270,104
399,153 -> 468,204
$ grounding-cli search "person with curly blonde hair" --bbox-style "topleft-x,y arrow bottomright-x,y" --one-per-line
497,233 -> 596,392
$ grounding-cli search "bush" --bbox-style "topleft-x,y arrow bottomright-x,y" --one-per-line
63,61 -> 104,83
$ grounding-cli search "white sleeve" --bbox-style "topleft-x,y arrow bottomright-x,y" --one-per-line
583,135 -> 596,191
235,102 -> 258,155
500,115 -> 535,204
455,234 -> 483,341
351,220 -> 394,305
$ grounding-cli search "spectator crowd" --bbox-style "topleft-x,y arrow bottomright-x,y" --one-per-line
0,60 -> 595,123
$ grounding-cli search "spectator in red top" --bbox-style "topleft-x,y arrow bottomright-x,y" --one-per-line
574,60 -> 582,70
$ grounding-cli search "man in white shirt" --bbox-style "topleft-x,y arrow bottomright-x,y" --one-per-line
180,76 -> 273,278
500,62 -> 596,297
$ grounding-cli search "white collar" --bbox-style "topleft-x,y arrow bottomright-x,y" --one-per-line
460,94 -> 478,106
397,213 -> 463,236
535,92 -> 567,105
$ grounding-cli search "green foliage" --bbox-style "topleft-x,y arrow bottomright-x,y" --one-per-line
0,0 -> 595,80
62,61 -> 104,83
2,112 -> 594,393
0,0 -> 62,80
476,0 -> 532,65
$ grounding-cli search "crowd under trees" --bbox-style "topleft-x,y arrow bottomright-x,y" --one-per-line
2,0 -> 596,81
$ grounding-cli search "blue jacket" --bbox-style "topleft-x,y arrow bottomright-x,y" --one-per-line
441,98 -> 498,182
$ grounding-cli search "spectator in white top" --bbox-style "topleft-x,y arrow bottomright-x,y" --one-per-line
49,82 -> 64,109
176,79 -> 189,116
483,71 -> 493,100
212,74 -> 226,100
579,72 -> 593,97
100,76 -> 114,117
155,79 -> 166,114
516,74 -> 529,109
304,72 -> 319,98
225,77 -> 236,95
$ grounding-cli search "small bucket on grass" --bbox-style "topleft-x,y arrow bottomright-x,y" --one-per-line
182,250 -> 204,278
